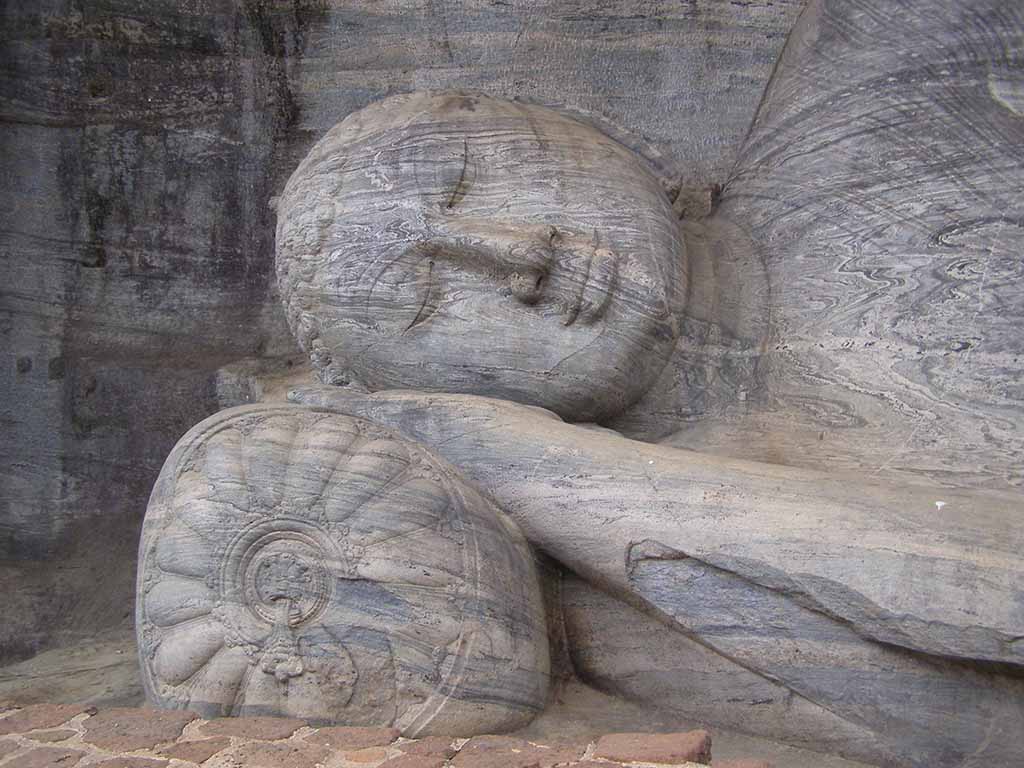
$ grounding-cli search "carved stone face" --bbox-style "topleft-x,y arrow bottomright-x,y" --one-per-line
276,93 -> 685,421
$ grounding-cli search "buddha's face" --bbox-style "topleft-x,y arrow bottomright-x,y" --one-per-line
276,93 -> 685,421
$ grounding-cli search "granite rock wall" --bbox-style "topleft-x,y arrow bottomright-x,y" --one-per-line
0,0 -> 306,661
0,0 -> 801,662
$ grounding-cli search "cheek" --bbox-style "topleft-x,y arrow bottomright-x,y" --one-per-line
320,247 -> 433,333
619,248 -> 679,315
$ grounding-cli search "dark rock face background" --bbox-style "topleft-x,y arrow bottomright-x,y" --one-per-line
0,1 -> 802,662
1,0 -> 303,663
648,0 -> 1024,495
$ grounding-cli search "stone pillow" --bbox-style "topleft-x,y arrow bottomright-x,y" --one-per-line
136,404 -> 549,735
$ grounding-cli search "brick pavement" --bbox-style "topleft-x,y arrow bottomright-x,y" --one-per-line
0,704 -> 774,767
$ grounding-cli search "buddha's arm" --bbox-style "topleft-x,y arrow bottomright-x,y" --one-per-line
290,385 -> 1024,765
290,385 -> 1024,669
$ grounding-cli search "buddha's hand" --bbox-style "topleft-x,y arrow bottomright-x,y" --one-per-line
287,385 -> 565,451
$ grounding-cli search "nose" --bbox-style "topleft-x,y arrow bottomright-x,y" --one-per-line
508,267 -> 545,304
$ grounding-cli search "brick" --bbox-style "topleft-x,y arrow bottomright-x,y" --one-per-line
199,716 -> 304,740
346,745 -> 390,762
93,759 -> 170,768
451,735 -> 582,768
533,743 -> 588,767
452,736 -> 536,768
226,739 -> 332,768
156,736 -> 232,763
305,725 -> 400,750
397,736 -> 457,758
380,756 -> 448,768
458,752 -> 540,768
29,729 -> 77,743
81,707 -> 196,751
16,746 -> 85,767
594,731 -> 712,765
456,734 -> 532,754
0,704 -> 89,735
715,761 -> 772,768
0,739 -> 21,758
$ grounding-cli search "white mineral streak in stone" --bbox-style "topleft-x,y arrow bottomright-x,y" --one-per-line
136,404 -> 549,735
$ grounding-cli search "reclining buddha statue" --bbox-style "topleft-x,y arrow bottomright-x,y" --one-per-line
138,2 -> 1024,766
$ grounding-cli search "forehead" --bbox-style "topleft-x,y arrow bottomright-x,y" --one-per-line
307,98 -> 672,233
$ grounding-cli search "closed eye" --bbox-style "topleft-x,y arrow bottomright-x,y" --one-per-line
404,259 -> 438,332
444,139 -> 473,210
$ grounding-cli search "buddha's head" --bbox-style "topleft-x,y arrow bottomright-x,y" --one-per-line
276,92 -> 685,421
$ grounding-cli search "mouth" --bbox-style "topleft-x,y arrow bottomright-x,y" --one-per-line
562,247 -> 618,326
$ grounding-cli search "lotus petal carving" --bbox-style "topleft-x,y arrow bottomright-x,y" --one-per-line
136,405 -> 549,735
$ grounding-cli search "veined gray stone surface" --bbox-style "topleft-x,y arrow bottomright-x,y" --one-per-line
288,0 -> 805,196
136,404 -> 549,734
275,92 -> 685,421
560,575 -> 879,758
1,0 -> 800,663
628,0 -> 1024,493
291,385 -> 1024,768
